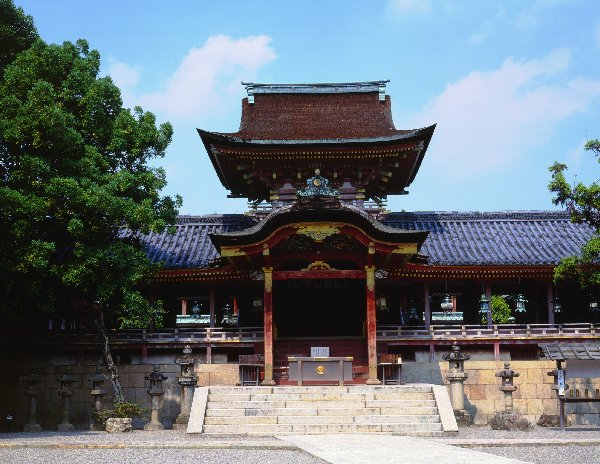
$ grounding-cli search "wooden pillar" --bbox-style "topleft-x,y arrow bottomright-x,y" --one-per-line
423,283 -> 431,330
262,267 -> 276,385
209,286 -> 216,328
365,265 -> 381,385
206,345 -> 212,364
493,342 -> 500,361
485,282 -> 492,329
181,299 -> 187,316
547,282 -> 555,325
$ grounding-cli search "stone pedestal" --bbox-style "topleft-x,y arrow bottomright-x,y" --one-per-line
144,366 -> 167,431
89,366 -> 108,431
174,346 -> 197,430
443,345 -> 472,425
57,370 -> 75,431
496,362 -> 518,413
22,373 -> 42,432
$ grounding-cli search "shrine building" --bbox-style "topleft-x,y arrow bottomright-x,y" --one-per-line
140,81 -> 596,386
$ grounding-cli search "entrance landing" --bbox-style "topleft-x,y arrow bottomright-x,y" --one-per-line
188,384 -> 457,436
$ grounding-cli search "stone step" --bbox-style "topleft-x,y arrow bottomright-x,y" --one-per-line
202,422 -> 443,435
205,406 -> 439,417
207,384 -> 434,395
205,413 -> 440,426
207,398 -> 437,410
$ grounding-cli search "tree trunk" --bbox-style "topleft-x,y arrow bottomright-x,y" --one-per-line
93,308 -> 125,403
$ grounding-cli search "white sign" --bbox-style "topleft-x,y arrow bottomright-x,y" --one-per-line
311,347 -> 329,357
557,369 -> 565,397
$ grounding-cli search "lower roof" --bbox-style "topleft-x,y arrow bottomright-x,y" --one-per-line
140,210 -> 594,270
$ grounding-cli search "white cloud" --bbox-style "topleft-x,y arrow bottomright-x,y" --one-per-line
109,62 -> 141,89
404,49 -> 600,177
387,0 -> 431,16
138,34 -> 276,120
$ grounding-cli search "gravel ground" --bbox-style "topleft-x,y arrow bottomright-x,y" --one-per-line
470,445 -> 600,464
443,425 -> 600,464
440,424 -> 600,441
2,427 -> 600,464
0,448 -> 328,464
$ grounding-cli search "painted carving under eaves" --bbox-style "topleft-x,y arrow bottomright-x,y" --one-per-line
297,169 -> 339,197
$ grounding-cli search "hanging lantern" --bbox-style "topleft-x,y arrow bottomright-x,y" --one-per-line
553,295 -> 562,313
440,294 -> 453,312
589,293 -> 599,312
408,299 -> 418,321
479,294 -> 490,315
515,293 -> 527,313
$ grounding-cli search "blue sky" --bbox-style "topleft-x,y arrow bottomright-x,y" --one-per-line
15,0 -> 600,215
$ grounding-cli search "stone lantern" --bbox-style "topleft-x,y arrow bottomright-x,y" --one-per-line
442,344 -> 472,424
496,362 -> 519,413
22,372 -> 42,432
174,345 -> 197,430
57,368 -> 76,431
89,365 -> 109,430
144,365 -> 167,431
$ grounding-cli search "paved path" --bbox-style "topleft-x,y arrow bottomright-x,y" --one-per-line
278,434 -> 529,464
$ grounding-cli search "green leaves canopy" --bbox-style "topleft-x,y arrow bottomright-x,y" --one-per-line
549,141 -> 600,287
0,38 -> 181,327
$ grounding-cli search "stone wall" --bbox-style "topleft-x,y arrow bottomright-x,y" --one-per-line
403,360 -> 600,425
0,353 -> 240,431
2,355 -> 599,430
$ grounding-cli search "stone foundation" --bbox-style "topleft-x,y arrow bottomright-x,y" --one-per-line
2,355 -> 600,430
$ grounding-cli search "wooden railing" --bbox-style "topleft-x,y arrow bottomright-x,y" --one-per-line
7,326 -> 264,344
113,327 -> 264,343
377,323 -> 599,340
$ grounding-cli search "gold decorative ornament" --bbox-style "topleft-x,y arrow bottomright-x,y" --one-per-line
303,261 -> 333,271
316,365 -> 325,375
263,267 -> 273,293
296,224 -> 340,242
365,265 -> 376,292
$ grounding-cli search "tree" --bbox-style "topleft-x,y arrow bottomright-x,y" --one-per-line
0,0 -> 38,75
481,295 -> 513,324
0,38 -> 181,401
549,141 -> 600,287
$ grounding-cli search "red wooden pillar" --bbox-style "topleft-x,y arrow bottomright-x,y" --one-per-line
423,283 -> 431,330
209,286 -> 216,328
262,267 -> 276,385
181,298 -> 187,315
365,265 -> 381,385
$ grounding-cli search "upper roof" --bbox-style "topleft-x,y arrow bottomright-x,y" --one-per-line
140,211 -> 594,269
203,80 -> 411,141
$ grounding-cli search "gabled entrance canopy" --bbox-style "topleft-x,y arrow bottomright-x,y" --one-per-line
209,198 -> 429,272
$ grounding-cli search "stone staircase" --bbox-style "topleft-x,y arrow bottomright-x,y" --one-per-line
188,384 -> 457,435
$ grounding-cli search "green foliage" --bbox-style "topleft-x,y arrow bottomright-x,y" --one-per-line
549,142 -> 600,288
0,35 -> 181,325
481,295 -> 513,324
0,0 -> 38,75
93,401 -> 149,425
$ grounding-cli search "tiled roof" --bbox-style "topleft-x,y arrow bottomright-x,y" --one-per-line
221,91 -> 408,141
141,211 -> 594,269
382,211 -> 594,266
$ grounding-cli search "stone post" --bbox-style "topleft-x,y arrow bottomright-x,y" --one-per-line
547,360 -> 569,428
22,373 -> 42,432
89,365 -> 108,431
496,362 -> 518,413
442,344 -> 472,425
144,365 -> 167,431
490,361 -> 531,430
174,345 -> 197,430
57,369 -> 75,431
